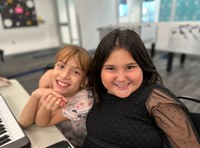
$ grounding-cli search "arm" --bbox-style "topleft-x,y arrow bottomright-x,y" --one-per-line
19,69 -> 61,128
19,89 -> 41,128
35,89 -> 94,126
146,88 -> 200,148
19,88 -> 65,128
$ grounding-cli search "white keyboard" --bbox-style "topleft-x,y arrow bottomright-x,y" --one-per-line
0,95 -> 30,148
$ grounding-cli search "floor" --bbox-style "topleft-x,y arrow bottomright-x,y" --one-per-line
0,48 -> 200,112
0,48 -> 58,94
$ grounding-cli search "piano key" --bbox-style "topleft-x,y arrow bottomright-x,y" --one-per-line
0,136 -> 11,146
0,129 -> 7,135
0,128 -> 5,132
0,95 -> 30,148
0,123 -> 5,130
0,101 -> 24,138
0,126 -> 5,130
0,134 -> 9,141
0,124 -> 4,127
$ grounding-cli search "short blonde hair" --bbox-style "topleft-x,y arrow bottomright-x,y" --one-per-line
55,45 -> 92,75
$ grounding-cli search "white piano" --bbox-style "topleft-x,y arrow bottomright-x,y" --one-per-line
0,94 -> 30,147
0,79 -> 73,148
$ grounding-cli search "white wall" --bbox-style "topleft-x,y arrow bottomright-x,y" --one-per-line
0,0 -> 143,55
0,0 -> 60,55
74,0 -> 117,50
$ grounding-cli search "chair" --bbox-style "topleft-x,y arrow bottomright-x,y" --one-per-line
0,49 -> 4,62
177,96 -> 200,137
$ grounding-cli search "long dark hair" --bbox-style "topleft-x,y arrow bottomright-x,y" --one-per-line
88,29 -> 162,103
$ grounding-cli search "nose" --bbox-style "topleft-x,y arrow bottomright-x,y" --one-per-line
60,69 -> 70,79
116,70 -> 126,82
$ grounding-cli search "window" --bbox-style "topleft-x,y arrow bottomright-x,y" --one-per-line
142,0 -> 157,22
119,0 -> 128,17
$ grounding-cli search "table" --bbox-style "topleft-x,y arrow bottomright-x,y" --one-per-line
155,22 -> 200,72
0,79 -> 73,148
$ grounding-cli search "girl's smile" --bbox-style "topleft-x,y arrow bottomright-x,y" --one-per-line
101,47 -> 143,98
52,57 -> 86,97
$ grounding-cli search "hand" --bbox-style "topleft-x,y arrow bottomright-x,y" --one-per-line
32,88 -> 66,102
0,76 -> 11,87
40,93 -> 66,111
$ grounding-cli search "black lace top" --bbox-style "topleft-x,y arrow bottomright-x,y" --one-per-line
83,83 -> 200,148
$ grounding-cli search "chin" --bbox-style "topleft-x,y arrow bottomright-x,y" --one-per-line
114,92 -> 131,99
53,88 -> 63,94
118,95 -> 130,99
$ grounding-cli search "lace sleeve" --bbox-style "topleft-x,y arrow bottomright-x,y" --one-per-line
146,88 -> 200,148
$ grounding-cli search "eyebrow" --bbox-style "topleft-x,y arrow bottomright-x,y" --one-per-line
104,62 -> 137,67
57,60 -> 82,70
57,60 -> 65,63
126,62 -> 138,66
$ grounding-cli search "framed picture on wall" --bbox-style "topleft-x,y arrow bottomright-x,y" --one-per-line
0,0 -> 38,29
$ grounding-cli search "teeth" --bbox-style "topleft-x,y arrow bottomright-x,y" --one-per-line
57,80 -> 68,86
116,83 -> 128,87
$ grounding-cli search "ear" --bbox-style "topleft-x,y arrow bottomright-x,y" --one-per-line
81,77 -> 88,89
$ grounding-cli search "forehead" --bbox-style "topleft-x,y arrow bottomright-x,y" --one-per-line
105,48 -> 135,63
59,56 -> 81,68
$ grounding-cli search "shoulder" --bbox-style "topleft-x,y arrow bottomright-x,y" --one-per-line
148,83 -> 177,105
151,83 -> 177,100
146,83 -> 186,114
39,69 -> 53,88
62,89 -> 94,120
74,89 -> 93,101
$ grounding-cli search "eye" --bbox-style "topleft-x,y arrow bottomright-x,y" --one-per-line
72,69 -> 82,75
73,70 -> 80,75
126,65 -> 136,70
105,66 -> 116,71
55,63 -> 65,69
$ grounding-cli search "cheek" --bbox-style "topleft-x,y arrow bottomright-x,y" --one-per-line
74,75 -> 86,86
52,69 -> 59,77
101,71 -> 112,88
51,71 -> 59,82
76,78 -> 84,85
132,69 -> 143,84
51,71 -> 58,84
